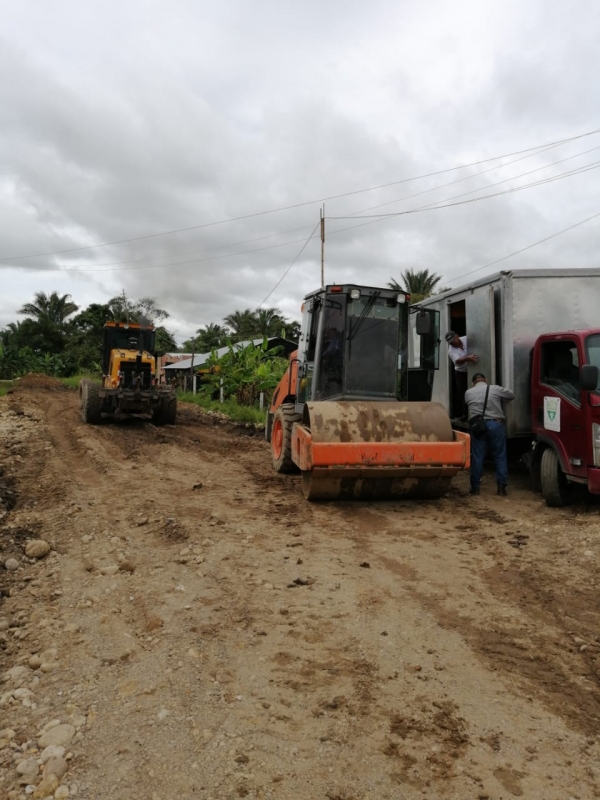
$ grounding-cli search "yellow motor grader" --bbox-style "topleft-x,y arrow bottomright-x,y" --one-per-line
79,321 -> 177,425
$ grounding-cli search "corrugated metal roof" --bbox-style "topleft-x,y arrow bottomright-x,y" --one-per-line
164,338 -> 296,370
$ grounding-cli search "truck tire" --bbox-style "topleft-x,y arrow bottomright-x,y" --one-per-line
540,447 -> 569,507
81,382 -> 102,424
271,404 -> 301,473
153,396 -> 177,425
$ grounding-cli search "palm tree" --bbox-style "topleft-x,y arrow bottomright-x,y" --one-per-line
223,309 -> 257,341
18,292 -> 79,354
155,327 -> 178,353
196,323 -> 229,350
254,307 -> 287,337
388,270 -> 443,303
19,292 -> 79,326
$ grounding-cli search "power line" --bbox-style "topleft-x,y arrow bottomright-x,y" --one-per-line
27,136 -> 571,273
347,143 -> 600,218
3,127 -> 600,263
445,211 -> 600,284
16,159 -> 600,276
256,166 -> 600,304
32,222 -> 317,271
328,160 -> 600,219
259,223 -> 321,307
343,138 -> 567,218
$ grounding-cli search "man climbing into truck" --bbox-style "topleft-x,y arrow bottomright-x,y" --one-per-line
445,331 -> 478,418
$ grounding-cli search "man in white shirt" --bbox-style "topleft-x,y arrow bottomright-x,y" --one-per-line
445,331 -> 478,418
465,372 -> 515,496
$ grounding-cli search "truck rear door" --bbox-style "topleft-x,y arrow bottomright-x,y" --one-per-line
466,284 -> 496,386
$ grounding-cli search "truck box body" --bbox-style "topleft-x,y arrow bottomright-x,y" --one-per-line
415,268 -> 600,438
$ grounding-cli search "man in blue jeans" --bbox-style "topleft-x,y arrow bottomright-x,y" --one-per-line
464,373 -> 515,496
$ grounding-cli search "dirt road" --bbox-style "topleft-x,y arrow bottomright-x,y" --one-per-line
1,376 -> 600,800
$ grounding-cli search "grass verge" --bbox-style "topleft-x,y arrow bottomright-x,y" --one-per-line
178,392 -> 266,425
60,374 -> 99,389
0,380 -> 14,397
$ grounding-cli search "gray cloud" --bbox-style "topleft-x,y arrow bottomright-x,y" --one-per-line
1,0 -> 599,339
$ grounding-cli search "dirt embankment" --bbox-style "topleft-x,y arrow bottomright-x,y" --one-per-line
1,375 -> 600,800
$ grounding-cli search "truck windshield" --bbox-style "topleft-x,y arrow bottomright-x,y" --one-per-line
345,295 -> 404,397
586,334 -> 600,371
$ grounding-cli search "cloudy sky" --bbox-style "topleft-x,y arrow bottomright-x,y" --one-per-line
1,0 -> 599,343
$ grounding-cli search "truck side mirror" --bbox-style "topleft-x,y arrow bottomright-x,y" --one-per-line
415,311 -> 431,336
581,364 -> 599,391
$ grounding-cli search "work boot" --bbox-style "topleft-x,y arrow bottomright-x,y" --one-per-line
497,484 -> 507,497
469,486 -> 480,496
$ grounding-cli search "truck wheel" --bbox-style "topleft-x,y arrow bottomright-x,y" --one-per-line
540,448 -> 570,507
81,382 -> 102,424
271,404 -> 301,473
153,396 -> 177,425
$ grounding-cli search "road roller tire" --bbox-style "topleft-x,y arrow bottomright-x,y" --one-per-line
81,382 -> 102,424
271,404 -> 301,473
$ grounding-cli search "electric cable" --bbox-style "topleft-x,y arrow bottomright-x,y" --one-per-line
258,222 -> 321,307
2,127 -> 600,263
327,160 -> 600,219
32,137 -> 569,273
345,143 -> 600,218
13,159 -> 599,275
445,211 -> 600,284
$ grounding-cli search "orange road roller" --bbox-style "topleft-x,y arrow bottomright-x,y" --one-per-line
266,284 -> 470,500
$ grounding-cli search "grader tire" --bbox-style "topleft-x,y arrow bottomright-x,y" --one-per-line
271,404 -> 301,473
153,396 -> 177,426
78,379 -> 90,409
81,382 -> 102,424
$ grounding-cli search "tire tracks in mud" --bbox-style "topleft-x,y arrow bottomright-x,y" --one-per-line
3,380 -> 600,799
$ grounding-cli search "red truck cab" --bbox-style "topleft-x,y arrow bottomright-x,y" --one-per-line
530,330 -> 600,505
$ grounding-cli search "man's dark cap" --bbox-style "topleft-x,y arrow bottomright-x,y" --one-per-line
445,331 -> 456,343
472,372 -> 486,383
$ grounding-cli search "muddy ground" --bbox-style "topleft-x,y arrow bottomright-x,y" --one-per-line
1,375 -> 600,800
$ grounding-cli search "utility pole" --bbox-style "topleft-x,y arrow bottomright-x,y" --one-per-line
320,204 -> 325,288
189,337 -> 195,394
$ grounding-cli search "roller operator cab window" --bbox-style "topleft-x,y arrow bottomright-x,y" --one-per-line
540,340 -> 580,405
317,292 -> 404,399
316,295 -> 346,398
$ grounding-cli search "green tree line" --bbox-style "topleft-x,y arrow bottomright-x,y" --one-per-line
0,291 -> 300,380
182,307 -> 300,353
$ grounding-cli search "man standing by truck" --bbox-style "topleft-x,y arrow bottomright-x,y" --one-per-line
465,373 -> 514,496
445,331 -> 477,418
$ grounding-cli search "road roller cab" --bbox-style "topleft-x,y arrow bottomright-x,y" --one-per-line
267,284 -> 470,499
